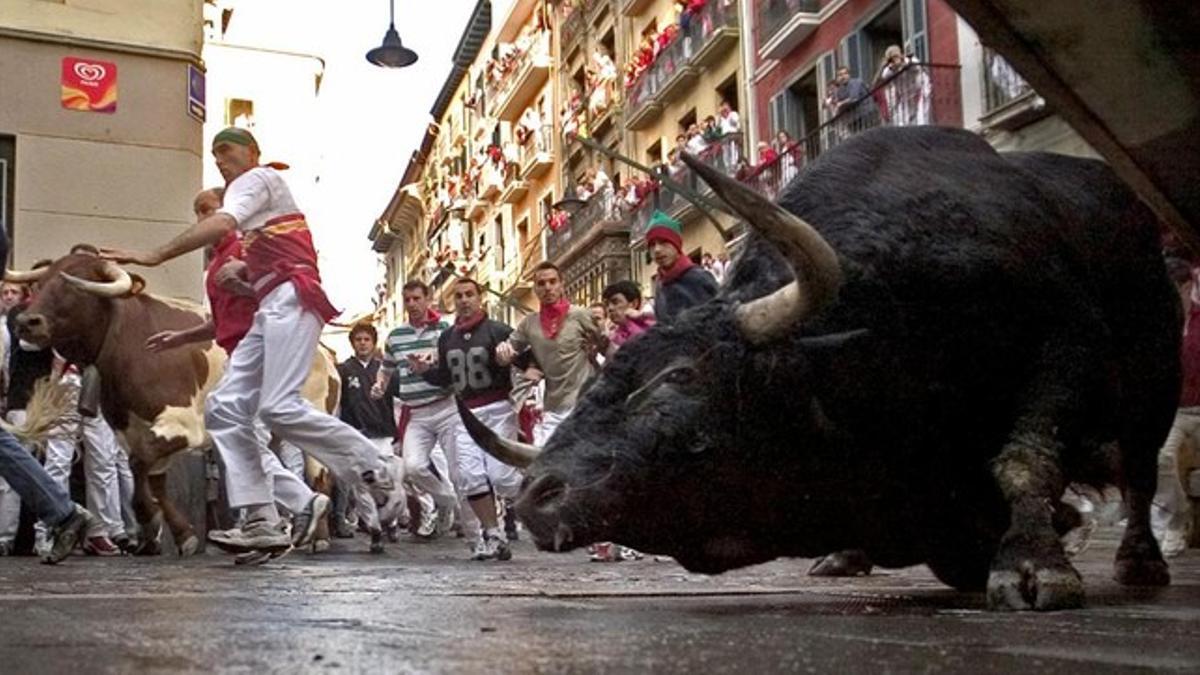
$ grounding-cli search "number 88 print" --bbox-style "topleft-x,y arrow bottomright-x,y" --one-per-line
445,347 -> 494,391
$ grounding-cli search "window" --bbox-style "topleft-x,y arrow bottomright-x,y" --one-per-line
902,0 -> 929,62
646,139 -> 662,165
678,109 -> 697,132
716,75 -> 739,112
0,135 -> 12,257
494,215 -> 505,268
225,98 -> 254,127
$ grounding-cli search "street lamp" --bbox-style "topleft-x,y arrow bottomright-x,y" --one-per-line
366,0 -> 418,68
552,183 -> 587,215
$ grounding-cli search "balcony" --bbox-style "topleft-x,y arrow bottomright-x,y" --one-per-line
490,31 -> 552,122
624,2 -> 740,128
980,50 -> 1048,130
561,4 -> 587,53
743,64 -> 962,199
755,0 -> 822,61
501,179 -> 529,204
467,197 -> 487,221
691,0 -> 740,70
656,34 -> 698,106
520,124 -> 554,179
630,133 -> 745,242
481,164 -> 504,201
621,0 -> 653,16
546,191 -> 630,264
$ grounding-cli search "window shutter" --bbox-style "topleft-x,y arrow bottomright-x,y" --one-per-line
901,0 -> 929,61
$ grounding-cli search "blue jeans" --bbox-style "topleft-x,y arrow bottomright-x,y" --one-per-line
0,428 -> 73,527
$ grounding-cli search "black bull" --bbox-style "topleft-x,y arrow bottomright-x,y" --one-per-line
462,127 -> 1181,611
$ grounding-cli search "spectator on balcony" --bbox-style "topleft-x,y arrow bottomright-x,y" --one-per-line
831,66 -> 879,131
518,107 -> 542,146
756,141 -> 778,167
702,116 -> 722,143
718,99 -> 740,135
646,211 -> 718,325
685,123 -> 708,155
593,166 -> 613,197
875,45 -> 912,85
593,45 -> 618,84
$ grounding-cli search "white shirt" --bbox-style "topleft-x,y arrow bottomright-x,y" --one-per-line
218,166 -> 301,232
719,110 -> 740,135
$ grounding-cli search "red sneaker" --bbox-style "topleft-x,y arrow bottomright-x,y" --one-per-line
83,535 -> 122,557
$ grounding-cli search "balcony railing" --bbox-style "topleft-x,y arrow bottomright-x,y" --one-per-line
744,64 -> 960,199
546,190 -> 628,263
625,1 -> 739,128
755,0 -> 821,58
979,49 -> 1047,131
489,31 -> 552,121
520,124 -> 554,178
630,133 -> 744,242
561,5 -> 587,51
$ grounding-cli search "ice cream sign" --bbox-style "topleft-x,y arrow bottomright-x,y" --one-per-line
61,57 -> 117,113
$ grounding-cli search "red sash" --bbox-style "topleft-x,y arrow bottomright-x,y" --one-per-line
242,213 -> 340,323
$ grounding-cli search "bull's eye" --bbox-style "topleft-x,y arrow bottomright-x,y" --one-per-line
665,367 -> 696,386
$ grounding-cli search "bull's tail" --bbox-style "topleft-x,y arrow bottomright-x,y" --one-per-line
0,376 -> 76,447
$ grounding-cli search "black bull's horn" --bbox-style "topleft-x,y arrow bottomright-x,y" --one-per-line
455,397 -> 542,468
680,152 -> 843,344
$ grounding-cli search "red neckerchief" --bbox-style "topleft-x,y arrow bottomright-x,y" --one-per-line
412,308 -> 441,329
455,311 -> 486,333
658,253 -> 696,284
539,297 -> 571,339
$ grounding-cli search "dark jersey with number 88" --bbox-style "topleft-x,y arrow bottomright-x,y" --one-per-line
423,318 -> 514,404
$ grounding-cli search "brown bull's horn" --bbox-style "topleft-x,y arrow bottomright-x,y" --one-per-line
4,268 -> 49,284
455,397 -> 541,468
60,261 -> 133,298
680,152 -> 843,345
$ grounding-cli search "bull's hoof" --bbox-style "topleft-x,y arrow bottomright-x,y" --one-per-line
986,563 -> 1084,611
1114,556 -> 1170,586
177,535 -> 201,557
808,549 -> 873,577
1114,534 -> 1171,586
312,538 -> 331,554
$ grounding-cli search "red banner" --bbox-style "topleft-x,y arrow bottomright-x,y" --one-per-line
61,57 -> 117,113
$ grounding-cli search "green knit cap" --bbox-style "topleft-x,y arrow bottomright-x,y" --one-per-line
212,127 -> 259,150
645,210 -> 683,251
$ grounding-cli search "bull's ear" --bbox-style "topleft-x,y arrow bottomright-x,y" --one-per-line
799,328 -> 870,351
128,274 -> 146,296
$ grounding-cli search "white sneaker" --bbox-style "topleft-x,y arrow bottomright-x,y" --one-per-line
470,529 -> 511,561
416,507 -> 438,539
208,519 -> 291,554
1162,525 -> 1191,558
435,501 -> 456,537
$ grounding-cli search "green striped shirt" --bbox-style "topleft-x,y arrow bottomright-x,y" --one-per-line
383,320 -> 452,405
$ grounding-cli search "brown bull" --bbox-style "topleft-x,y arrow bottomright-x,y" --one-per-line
9,253 -> 338,555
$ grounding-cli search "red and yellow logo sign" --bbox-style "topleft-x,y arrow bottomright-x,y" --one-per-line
61,57 -> 117,113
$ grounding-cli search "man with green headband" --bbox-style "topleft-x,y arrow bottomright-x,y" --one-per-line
102,127 -> 389,558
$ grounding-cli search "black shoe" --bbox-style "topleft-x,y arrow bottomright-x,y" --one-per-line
369,529 -> 385,554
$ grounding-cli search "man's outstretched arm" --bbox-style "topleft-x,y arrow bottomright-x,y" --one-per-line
101,213 -> 237,267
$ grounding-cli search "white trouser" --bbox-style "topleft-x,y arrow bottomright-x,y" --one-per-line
0,411 -> 27,541
277,440 -> 306,479
252,420 -> 314,515
400,397 -> 460,508
80,414 -> 128,539
535,407 -> 573,446
353,437 -> 408,532
454,399 -> 524,499
1153,408 -> 1198,540
206,283 -> 383,509
114,441 -> 138,539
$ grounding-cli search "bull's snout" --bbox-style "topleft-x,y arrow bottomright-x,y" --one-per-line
15,313 -> 50,343
514,473 -> 577,552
